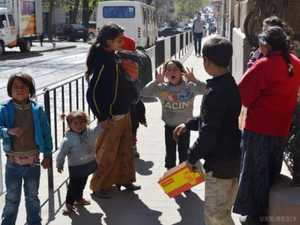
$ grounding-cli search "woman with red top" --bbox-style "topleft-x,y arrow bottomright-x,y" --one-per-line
233,27 -> 300,224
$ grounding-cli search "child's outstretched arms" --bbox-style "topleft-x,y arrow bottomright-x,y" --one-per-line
183,67 -> 198,83
155,67 -> 166,84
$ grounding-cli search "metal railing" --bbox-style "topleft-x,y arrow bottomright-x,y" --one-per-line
0,31 -> 193,194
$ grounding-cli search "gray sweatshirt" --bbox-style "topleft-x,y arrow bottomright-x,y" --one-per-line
141,80 -> 206,126
56,124 -> 103,168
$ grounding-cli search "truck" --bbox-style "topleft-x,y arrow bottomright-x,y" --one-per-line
0,0 -> 42,56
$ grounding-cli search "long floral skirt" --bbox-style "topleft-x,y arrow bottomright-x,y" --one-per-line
233,129 -> 286,215
90,113 -> 136,192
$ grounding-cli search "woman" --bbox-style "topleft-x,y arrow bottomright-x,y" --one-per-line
234,27 -> 300,224
86,23 -> 140,198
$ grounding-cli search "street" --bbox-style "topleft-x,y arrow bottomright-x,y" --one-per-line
0,41 -> 91,102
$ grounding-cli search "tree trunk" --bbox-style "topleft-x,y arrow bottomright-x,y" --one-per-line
70,0 -> 80,24
47,0 -> 54,41
82,0 -> 89,28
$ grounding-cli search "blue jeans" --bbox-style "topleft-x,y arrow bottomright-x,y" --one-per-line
1,158 -> 41,225
193,32 -> 203,55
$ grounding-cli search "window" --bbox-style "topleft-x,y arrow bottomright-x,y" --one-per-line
8,14 -> 15,26
0,15 -> 5,28
103,6 -> 135,18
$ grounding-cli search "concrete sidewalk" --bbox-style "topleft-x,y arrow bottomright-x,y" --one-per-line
0,37 -> 292,225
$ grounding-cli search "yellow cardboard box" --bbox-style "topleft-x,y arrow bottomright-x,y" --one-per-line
158,161 -> 206,198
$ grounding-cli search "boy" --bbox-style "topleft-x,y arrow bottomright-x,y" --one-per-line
173,37 -> 241,225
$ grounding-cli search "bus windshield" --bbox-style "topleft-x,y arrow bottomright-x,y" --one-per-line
103,6 -> 135,18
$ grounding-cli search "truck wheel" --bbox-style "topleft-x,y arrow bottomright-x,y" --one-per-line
0,42 -> 4,56
67,35 -> 72,42
19,39 -> 31,52
88,32 -> 94,39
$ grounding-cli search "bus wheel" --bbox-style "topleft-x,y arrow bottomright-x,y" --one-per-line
19,39 -> 31,52
0,42 -> 4,56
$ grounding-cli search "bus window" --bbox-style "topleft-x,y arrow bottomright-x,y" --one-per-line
143,8 -> 147,25
103,6 -> 135,18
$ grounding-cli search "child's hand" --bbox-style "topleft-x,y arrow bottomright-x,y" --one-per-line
57,167 -> 63,173
41,158 -> 51,169
183,67 -> 198,83
141,122 -> 148,127
155,67 -> 166,84
100,118 -> 116,129
173,123 -> 187,141
186,160 -> 198,172
8,127 -> 25,137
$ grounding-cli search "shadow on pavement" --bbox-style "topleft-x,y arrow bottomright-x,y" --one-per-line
173,191 -> 205,225
91,190 -> 163,225
134,158 -> 154,176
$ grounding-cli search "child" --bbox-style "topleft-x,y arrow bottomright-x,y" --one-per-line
56,110 -> 103,214
173,37 -> 241,225
130,99 -> 147,157
86,22 -> 140,198
0,73 -> 53,225
120,35 -> 148,158
141,60 -> 206,170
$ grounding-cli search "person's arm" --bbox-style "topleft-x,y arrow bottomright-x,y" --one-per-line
187,91 -> 226,164
141,80 -> 161,98
86,63 -> 111,122
239,61 -> 266,108
0,105 -> 10,139
90,123 -> 104,140
56,138 -> 69,173
137,100 -> 147,124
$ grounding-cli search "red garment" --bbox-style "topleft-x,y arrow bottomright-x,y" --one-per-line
239,51 -> 300,137
122,35 -> 136,51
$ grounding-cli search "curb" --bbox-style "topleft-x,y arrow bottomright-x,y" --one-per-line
0,45 -> 77,61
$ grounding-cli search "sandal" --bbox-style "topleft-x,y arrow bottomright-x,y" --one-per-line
62,204 -> 77,215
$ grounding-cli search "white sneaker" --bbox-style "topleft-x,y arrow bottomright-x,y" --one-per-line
133,146 -> 140,158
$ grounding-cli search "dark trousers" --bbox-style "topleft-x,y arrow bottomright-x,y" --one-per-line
164,125 -> 190,169
66,176 -> 88,205
193,32 -> 203,55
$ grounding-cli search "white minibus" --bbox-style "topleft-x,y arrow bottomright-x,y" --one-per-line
97,1 -> 158,49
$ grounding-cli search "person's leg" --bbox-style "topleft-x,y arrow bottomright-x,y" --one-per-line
198,32 -> 203,55
23,163 -> 42,225
66,178 -> 78,206
193,33 -> 199,55
74,176 -> 88,201
1,159 -> 23,225
177,129 -> 190,164
164,125 -> 177,169
204,172 -> 237,225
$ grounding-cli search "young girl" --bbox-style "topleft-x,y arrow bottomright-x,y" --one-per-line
56,110 -> 103,214
0,73 -> 53,225
141,60 -> 206,169
86,22 -> 140,198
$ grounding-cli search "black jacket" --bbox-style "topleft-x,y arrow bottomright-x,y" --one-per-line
86,49 -> 138,121
186,73 -> 241,164
130,100 -> 146,133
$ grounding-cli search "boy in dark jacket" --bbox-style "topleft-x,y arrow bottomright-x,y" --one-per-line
173,37 -> 241,225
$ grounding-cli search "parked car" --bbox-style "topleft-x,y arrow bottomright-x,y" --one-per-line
158,27 -> 182,37
55,24 -> 88,42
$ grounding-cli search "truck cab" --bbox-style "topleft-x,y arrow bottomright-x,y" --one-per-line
0,7 -> 17,55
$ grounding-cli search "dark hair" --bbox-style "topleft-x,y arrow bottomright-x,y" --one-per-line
202,37 -> 233,68
163,60 -> 184,72
60,110 -> 90,129
85,22 -> 125,81
263,16 -> 293,38
7,73 -> 36,99
258,26 -> 293,76
197,12 -> 201,16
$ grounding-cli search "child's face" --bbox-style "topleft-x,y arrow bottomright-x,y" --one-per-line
11,79 -> 30,105
107,33 -> 124,52
69,118 -> 86,133
165,62 -> 182,86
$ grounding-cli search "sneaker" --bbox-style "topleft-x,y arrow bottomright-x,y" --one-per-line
62,204 -> 77,215
133,146 -> 140,158
74,198 -> 91,205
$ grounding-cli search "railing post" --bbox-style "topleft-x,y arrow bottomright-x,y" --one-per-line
0,141 -> 3,195
43,88 -> 54,190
